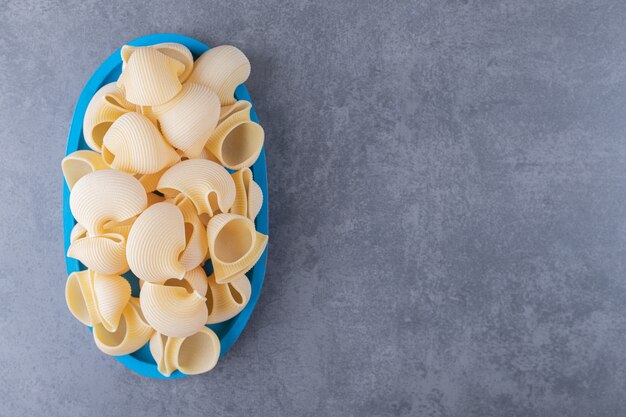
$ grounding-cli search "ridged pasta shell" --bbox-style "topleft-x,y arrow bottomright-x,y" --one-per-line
65,270 -> 131,331
150,327 -> 220,377
102,112 -> 180,175
126,202 -> 186,282
62,150 -> 110,190
231,168 -> 263,221
122,43 -> 193,83
152,83 -> 220,158
67,233 -> 129,275
171,195 -> 208,270
83,82 -> 134,151
140,281 -> 208,337
157,159 -> 236,217
206,273 -> 251,323
187,45 -> 250,106
70,170 -> 147,235
93,297 -> 154,356
70,218 -> 134,242
205,101 -> 264,170
207,213 -> 268,283
118,46 -> 185,106
219,100 -> 250,122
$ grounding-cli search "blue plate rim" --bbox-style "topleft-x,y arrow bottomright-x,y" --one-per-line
63,33 -> 269,379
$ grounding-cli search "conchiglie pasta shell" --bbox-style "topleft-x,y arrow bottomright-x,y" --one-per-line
67,233 -> 129,275
207,213 -> 268,283
206,273 -> 251,324
150,327 -> 220,376
171,195 -> 208,271
157,159 -> 236,217
93,298 -> 154,356
70,170 -> 147,235
126,202 -> 186,282
102,112 -> 180,175
204,102 -> 264,170
118,46 -> 185,106
65,270 -> 99,327
83,82 -> 134,151
231,168 -> 263,221
62,150 -> 110,190
92,273 -> 132,332
122,44 -> 194,83
187,45 -> 250,106
65,270 -> 131,331
140,281 -> 208,337
152,83 -> 220,158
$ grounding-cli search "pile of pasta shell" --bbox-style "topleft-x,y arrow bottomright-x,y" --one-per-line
62,42 -> 267,377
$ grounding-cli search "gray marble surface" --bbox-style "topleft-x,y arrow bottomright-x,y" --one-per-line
2,1 -> 626,416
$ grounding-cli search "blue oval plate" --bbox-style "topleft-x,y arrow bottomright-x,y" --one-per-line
63,34 -> 269,379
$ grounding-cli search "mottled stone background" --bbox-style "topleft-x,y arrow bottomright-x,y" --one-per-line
2,1 -> 626,416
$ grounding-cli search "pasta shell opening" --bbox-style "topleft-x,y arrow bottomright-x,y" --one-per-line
93,301 -> 154,356
206,273 -> 251,324
175,327 -> 220,375
152,43 -> 194,82
214,218 -> 254,263
65,271 -> 98,326
62,150 -> 110,190
83,83 -> 132,151
220,122 -> 264,168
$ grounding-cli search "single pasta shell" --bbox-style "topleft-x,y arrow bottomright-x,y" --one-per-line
150,332 -> 174,376
102,112 -> 180,175
67,233 -> 129,275
70,170 -> 146,235
153,83 -> 220,158
126,202 -> 186,282
117,46 -> 185,106
62,150 -> 110,190
157,159 -> 236,217
207,213 -> 268,283
123,43 -> 194,83
206,273 -> 251,324
172,195 -> 208,271
168,327 -> 220,375
231,168 -> 263,221
65,270 -> 99,327
205,102 -> 264,170
140,281 -> 208,338
93,298 -> 154,356
92,273 -> 131,332
83,82 -> 134,152
187,45 -> 250,106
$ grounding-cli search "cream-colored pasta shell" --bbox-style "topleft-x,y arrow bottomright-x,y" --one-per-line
83,82 -> 134,151
70,170 -> 147,235
171,195 -> 208,270
126,202 -> 186,282
118,46 -> 185,106
92,273 -> 132,331
93,298 -> 154,356
187,45 -> 250,106
157,159 -> 236,217
205,101 -> 264,170
67,233 -> 129,275
122,44 -> 193,83
140,281 -> 208,337
70,222 -> 87,243
62,150 -> 110,190
207,213 -> 268,283
206,273 -> 251,324
65,270 -> 99,327
219,100 -> 251,122
150,327 -> 220,376
231,168 -> 263,221
102,112 -> 180,175
199,147 -> 220,163
152,83 -> 220,157
65,270 -> 131,331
